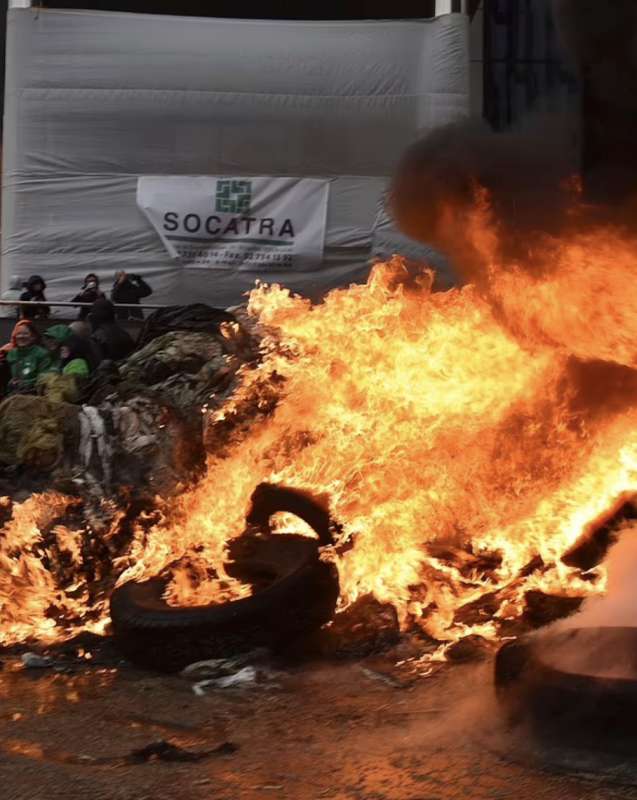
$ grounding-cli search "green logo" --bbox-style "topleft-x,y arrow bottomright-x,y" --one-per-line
215,179 -> 252,214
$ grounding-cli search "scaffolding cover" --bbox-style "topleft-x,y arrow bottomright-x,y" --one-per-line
2,8 -> 469,307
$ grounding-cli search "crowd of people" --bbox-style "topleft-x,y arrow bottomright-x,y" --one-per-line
2,272 -> 153,322
69,272 -> 153,321
0,303 -> 136,395
0,270 -> 155,398
0,272 -> 153,399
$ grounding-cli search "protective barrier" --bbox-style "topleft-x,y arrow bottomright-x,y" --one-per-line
2,8 -> 469,307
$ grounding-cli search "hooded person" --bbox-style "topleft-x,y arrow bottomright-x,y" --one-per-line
19,275 -> 50,320
0,275 -> 25,319
6,320 -> 52,394
0,319 -> 38,393
88,298 -> 135,362
37,332 -> 93,404
42,324 -> 72,367
0,319 -> 38,360
111,271 -> 152,320
71,273 -> 105,321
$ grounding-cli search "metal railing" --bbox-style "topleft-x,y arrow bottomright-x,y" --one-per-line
0,299 -> 166,312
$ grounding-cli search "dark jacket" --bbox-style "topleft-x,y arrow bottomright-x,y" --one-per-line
19,275 -> 50,320
111,275 -> 152,320
88,298 -> 135,362
75,336 -> 103,372
71,277 -> 105,321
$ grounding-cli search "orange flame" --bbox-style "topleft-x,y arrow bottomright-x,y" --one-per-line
2,186 -> 637,648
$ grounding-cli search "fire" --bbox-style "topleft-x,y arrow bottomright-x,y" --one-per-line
0,494 -> 109,643
2,185 -> 637,649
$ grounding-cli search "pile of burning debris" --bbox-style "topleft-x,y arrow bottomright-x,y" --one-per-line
2,4 -> 637,766
0,248 -> 636,677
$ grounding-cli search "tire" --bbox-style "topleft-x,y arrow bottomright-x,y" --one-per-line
245,482 -> 335,545
110,484 -> 340,672
495,627 -> 637,753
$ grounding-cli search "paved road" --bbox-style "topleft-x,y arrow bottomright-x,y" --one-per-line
0,657 -> 635,800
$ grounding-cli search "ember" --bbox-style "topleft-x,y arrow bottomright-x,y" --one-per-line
2,184 -> 637,655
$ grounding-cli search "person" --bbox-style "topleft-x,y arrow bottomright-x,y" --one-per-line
111,272 -> 152,320
36,332 -> 93,404
69,320 -> 102,371
71,273 -> 105,321
59,335 -> 91,379
0,275 -> 24,319
69,320 -> 91,337
42,324 -> 72,370
0,319 -> 37,394
0,319 -> 34,360
6,321 -> 52,393
19,275 -> 50,320
89,298 -> 135,361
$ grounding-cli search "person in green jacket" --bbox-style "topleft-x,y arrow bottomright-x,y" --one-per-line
59,335 -> 90,379
6,323 -> 52,394
36,333 -> 92,403
42,324 -> 72,371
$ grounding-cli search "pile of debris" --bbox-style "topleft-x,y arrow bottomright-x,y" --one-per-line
0,302 -> 624,673
0,304 -> 262,499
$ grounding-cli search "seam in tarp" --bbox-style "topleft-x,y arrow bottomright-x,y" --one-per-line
13,88 -> 468,101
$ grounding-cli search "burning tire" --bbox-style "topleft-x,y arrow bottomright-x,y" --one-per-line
495,627 -> 637,753
110,484 -> 339,672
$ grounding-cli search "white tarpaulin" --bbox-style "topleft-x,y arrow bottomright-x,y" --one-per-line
1,8 -> 470,308
137,177 -> 330,272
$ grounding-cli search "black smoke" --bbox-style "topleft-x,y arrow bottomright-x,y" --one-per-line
390,113 -> 580,280
390,1 -> 637,283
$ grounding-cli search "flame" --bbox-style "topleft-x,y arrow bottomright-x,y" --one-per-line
2,185 -> 637,649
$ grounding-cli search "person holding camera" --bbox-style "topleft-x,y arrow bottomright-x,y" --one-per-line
111,271 -> 152,320
71,273 -> 105,320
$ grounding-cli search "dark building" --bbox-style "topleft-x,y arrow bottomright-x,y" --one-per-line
481,0 -> 637,203
481,0 -> 579,130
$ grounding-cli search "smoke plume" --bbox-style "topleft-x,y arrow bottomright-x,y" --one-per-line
390,113 -> 581,282
391,0 -> 637,285
566,524 -> 637,630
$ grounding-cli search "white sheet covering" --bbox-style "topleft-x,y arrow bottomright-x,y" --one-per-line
2,8 -> 469,307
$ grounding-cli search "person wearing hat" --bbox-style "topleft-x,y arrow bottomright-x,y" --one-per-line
42,323 -> 91,378
36,324 -> 93,402
71,273 -> 105,321
19,275 -> 50,320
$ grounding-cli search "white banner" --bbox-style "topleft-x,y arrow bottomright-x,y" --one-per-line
137,176 -> 329,272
